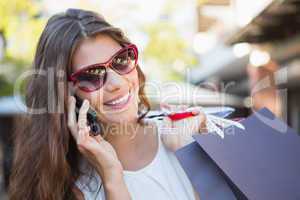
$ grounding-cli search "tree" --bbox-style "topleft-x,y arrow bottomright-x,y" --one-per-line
0,0 -> 45,96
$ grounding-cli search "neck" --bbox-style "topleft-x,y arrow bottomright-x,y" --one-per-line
100,119 -> 156,154
103,120 -> 141,140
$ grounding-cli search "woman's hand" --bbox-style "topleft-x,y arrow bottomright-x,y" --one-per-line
67,96 -> 123,182
160,103 -> 207,152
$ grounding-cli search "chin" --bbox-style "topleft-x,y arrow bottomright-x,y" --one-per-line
107,113 -> 138,124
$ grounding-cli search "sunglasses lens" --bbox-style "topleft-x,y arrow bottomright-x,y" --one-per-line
111,48 -> 137,74
76,67 -> 106,91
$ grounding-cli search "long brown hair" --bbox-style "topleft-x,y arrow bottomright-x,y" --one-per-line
9,8 -> 150,200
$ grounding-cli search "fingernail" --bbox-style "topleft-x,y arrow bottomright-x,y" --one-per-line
180,105 -> 188,110
160,102 -> 171,109
191,110 -> 200,115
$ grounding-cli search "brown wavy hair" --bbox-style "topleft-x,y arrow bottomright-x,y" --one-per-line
9,8 -> 150,200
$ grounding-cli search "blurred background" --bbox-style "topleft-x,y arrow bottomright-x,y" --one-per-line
0,0 -> 300,198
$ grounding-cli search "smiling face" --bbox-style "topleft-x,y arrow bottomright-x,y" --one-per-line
71,34 -> 140,124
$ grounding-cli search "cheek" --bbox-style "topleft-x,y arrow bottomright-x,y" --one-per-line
90,90 -> 104,109
126,68 -> 139,90
76,88 -> 104,114
75,90 -> 93,104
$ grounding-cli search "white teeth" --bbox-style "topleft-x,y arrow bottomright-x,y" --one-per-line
107,92 -> 130,105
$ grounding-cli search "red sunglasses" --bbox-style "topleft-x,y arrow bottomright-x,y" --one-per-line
68,43 -> 138,92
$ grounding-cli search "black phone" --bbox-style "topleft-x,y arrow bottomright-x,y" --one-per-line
74,95 -> 102,136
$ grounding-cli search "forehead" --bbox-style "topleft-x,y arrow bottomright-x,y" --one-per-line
72,34 -> 122,72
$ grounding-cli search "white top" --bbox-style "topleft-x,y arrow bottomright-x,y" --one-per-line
75,119 -> 196,200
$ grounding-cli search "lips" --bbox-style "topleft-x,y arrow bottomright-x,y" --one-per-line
103,90 -> 132,109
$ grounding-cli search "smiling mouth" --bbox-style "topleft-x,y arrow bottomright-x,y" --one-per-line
103,90 -> 132,110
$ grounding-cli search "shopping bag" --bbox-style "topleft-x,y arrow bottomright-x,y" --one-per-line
175,108 -> 300,200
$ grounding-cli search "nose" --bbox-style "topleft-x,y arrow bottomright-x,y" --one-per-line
104,68 -> 126,92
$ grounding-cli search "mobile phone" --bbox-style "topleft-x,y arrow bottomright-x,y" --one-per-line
74,95 -> 102,136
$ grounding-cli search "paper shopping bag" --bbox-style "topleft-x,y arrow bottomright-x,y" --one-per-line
175,108 -> 300,200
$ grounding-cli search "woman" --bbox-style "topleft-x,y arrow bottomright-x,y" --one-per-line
9,8 -> 206,200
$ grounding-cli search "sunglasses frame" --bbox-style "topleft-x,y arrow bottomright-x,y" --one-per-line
68,43 -> 138,92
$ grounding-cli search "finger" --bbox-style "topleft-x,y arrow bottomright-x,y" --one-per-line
191,109 -> 200,115
78,99 -> 90,129
68,96 -> 78,138
85,126 -> 91,133
177,104 -> 189,111
168,104 -> 190,113
168,104 -> 180,112
93,134 -> 105,143
77,127 -> 92,146
186,106 -> 202,115
82,126 -> 104,145
160,102 -> 171,110
77,128 -> 85,146
80,126 -> 90,138
76,128 -> 93,153
77,126 -> 87,143
198,112 -> 208,133
78,133 -> 103,155
160,102 -> 172,113
161,103 -> 179,114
